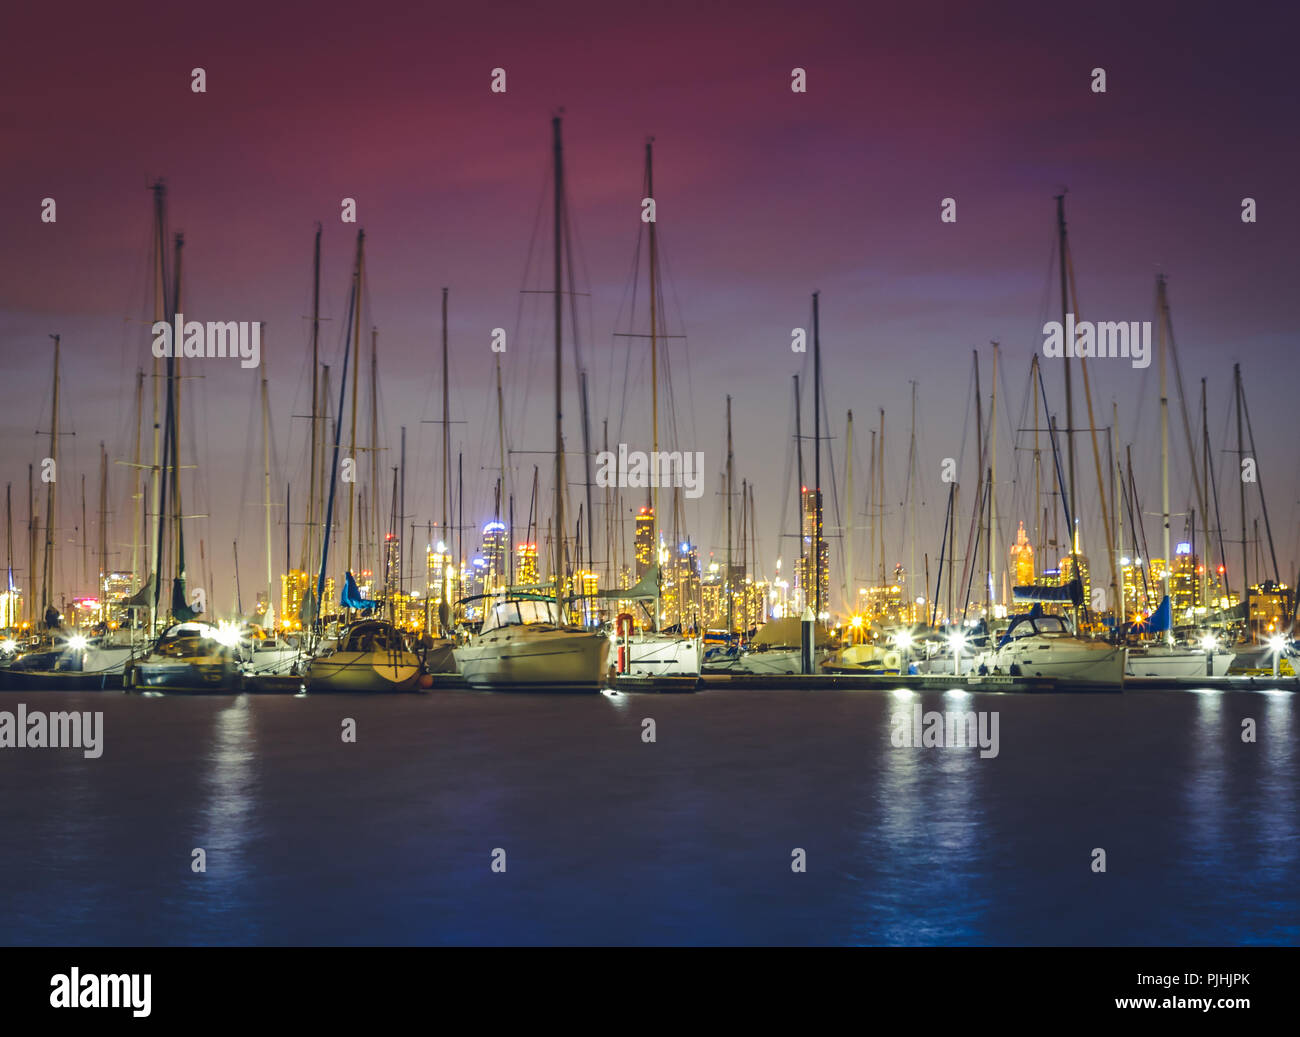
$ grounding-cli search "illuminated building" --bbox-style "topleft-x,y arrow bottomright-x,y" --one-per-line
426,541 -> 457,606
103,571 -> 134,604
481,521 -> 508,591
1009,521 -> 1035,587
280,569 -> 335,631
1248,581 -> 1293,639
797,487 -> 829,616
515,542 -> 539,586
634,506 -> 655,580
864,583 -> 906,626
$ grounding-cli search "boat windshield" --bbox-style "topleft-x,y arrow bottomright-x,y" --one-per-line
1001,612 -> 1072,643
481,598 -> 560,633
341,623 -> 403,652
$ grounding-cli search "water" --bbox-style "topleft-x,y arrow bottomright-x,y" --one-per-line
0,687 -> 1295,945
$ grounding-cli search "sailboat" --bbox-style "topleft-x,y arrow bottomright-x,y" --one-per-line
974,604 -> 1127,685
606,136 -> 702,679
133,187 -> 242,692
1122,277 -> 1234,679
453,115 -> 609,691
297,230 -> 426,692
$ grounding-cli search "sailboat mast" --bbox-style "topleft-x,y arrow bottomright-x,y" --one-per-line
441,287 -> 450,619
98,443 -> 108,609
1234,362 -> 1247,634
844,409 -> 853,616
41,334 -> 60,616
1056,194 -> 1076,523
1158,275 -> 1171,609
346,232 -> 364,580
304,224 -> 321,573
726,395 -> 733,633
646,137 -> 660,630
261,369 -> 274,627
370,328 -> 379,586
793,375 -> 803,608
812,291 -> 822,623
148,182 -> 166,625
989,342 -> 999,609
130,370 -> 143,588
552,115 -> 566,612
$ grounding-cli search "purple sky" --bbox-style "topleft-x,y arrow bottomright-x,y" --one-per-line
2,0 -> 1298,612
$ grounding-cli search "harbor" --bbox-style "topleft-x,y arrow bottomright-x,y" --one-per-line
1,0 -> 1298,965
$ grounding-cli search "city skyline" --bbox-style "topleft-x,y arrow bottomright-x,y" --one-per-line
3,1 -> 1297,622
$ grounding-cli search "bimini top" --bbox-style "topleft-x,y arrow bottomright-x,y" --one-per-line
337,620 -> 404,653
998,608 -> 1073,646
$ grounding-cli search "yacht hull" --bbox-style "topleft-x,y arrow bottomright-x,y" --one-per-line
455,630 -> 610,690
617,634 -> 702,677
304,650 -> 423,692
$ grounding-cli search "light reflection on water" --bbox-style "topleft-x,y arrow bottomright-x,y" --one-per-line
0,687 -> 1295,946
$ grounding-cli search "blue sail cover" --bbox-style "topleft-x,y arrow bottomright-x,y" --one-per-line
341,570 -> 378,611
1013,577 -> 1083,605
1132,594 -> 1172,634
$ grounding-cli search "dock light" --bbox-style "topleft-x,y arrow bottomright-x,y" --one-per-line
67,634 -> 88,651
1268,635 -> 1287,679
1,638 -> 17,654
850,615 -> 863,629
213,622 -> 242,648
948,630 -> 967,676
893,630 -> 913,651
1200,635 -> 1218,653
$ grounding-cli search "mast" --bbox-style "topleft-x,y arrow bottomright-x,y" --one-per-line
646,137 -> 660,629
261,368 -> 274,628
908,380 -> 918,622
1113,402 -> 1123,626
726,395 -> 734,633
1158,276 -> 1171,612
147,182 -> 166,626
130,369 -> 143,588
845,409 -> 854,616
303,224 -> 322,573
315,237 -> 361,623
369,328 -> 379,584
98,443 -> 108,612
41,334 -> 60,617
1200,379 -> 1211,609
27,465 -> 34,627
1234,363 -> 1248,635
1056,194 -> 1076,524
441,286 -> 450,628
345,232 -> 364,581
793,375 -> 803,609
4,484 -> 11,628
812,291 -> 822,623
989,342 -> 1000,609
877,408 -> 885,587
552,114 -> 566,612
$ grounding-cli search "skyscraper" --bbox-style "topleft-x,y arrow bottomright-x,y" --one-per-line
797,487 -> 829,616
1009,520 -> 1035,587
634,506 -> 655,580
481,521 -> 507,591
